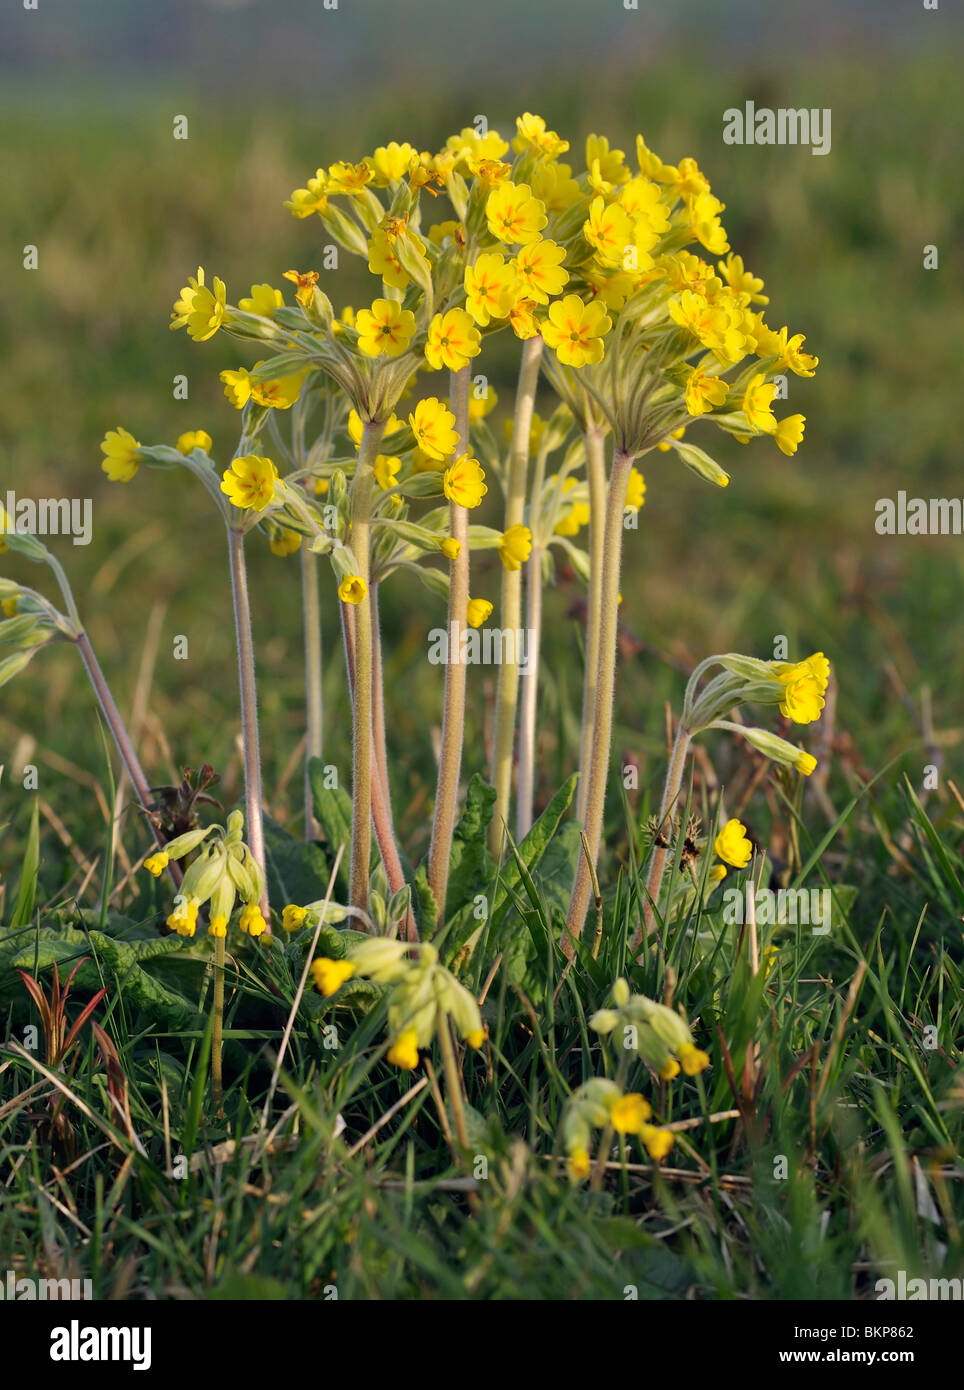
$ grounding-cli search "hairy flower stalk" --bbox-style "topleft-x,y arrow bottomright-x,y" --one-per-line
489,336 -> 543,857
212,932 -> 226,1111
564,446 -> 634,953
516,533 -> 543,841
575,419 -> 607,823
637,721 -> 692,946
348,417 -> 388,910
428,366 -> 471,919
227,525 -> 269,915
300,542 -> 324,839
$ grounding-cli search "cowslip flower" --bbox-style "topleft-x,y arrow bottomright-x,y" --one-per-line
355,298 -> 416,357
513,238 -> 569,304
239,903 -> 268,937
220,456 -> 279,511
176,430 -> 212,455
499,523 -> 532,571
338,575 -> 367,605
508,298 -> 540,340
443,454 -> 488,509
326,159 -> 373,195
371,140 -> 417,184
100,427 -> 141,483
684,368 -> 729,416
774,414 -> 806,456
238,283 -> 284,316
269,528 -> 302,557
144,852 -> 169,878
425,308 -> 481,372
513,112 -> 569,158
742,374 -> 778,434
586,133 -> 629,186
464,252 -> 520,326
311,957 -> 356,995
609,1092 -> 653,1135
467,597 -> 493,628
283,268 -> 320,309
625,468 -> 646,511
440,537 -> 461,559
285,170 -> 328,218
485,181 -> 547,246
220,365 -> 304,411
374,454 -> 402,490
170,267 -> 226,342
409,397 -> 459,461
714,818 -> 752,869
718,253 -> 768,306
541,294 -> 612,367
583,196 -> 634,269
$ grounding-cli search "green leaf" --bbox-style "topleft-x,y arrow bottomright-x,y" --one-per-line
262,813 -> 334,910
491,774 -> 579,920
445,774 -> 497,922
10,798 -> 40,929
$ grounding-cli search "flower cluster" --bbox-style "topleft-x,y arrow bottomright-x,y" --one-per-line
561,1079 -> 675,1180
145,810 -> 267,940
589,978 -> 711,1081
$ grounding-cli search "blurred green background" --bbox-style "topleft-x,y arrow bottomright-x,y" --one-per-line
1,0 -> 962,894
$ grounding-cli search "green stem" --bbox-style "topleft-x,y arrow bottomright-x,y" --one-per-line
516,538 -> 543,840
227,526 -> 268,916
427,366 -> 471,924
301,541 -> 323,840
436,1007 -> 470,1154
635,724 -> 692,951
489,335 -> 543,858
564,448 -> 634,955
348,418 -> 387,911
576,423 -> 608,823
212,932 -> 225,1114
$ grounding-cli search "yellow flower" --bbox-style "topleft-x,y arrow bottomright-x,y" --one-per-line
679,1042 -> 711,1076
529,160 -> 582,213
640,1125 -> 675,1161
583,196 -> 634,269
443,454 -> 488,509
625,468 -> 646,511
386,1026 -> 420,1070
513,112 -> 569,158
708,864 -> 727,884
283,268 -> 320,310
465,1028 -> 486,1050
270,528 -> 302,557
170,267 -> 226,342
238,283 -> 284,316
467,597 -> 493,628
761,325 -> 818,376
658,1058 -> 681,1081
568,1146 -> 592,1181
311,957 -> 356,996
167,898 -> 199,937
338,575 -> 367,605
425,308 -> 481,372
282,904 -> 308,932
742,374 -> 778,434
208,915 -> 228,939
371,141 -> 416,184
143,852 -> 169,878
541,294 -> 612,368
410,397 -> 459,461
553,476 -> 590,536
795,751 -> 817,776
714,818 -> 752,869
774,414 -> 806,456
176,430 -> 212,455
285,170 -> 328,218
220,456 -> 279,511
718,254 -> 768,306
684,368 -> 729,417
239,903 -> 267,937
499,523 -> 532,571
609,1092 -> 653,1135
348,409 -> 402,446
445,126 -> 509,166
464,252 -> 520,326
508,298 -> 540,340
669,291 -> 746,364
355,298 -> 417,358
688,191 -> 729,256
220,365 -> 304,411
586,133 -> 629,185
326,159 -> 374,195
778,671 -> 824,724
485,181 -> 547,246
374,454 -> 402,491
100,427 -> 141,483
367,228 -> 408,289
440,537 -> 462,560
513,238 -> 569,304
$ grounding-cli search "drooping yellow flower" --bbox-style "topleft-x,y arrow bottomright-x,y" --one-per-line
440,537 -> 462,560
609,1092 -> 653,1135
774,414 -> 806,456
143,852 -> 170,878
239,903 -> 267,937
688,191 -> 729,256
795,751 -> 817,776
443,454 -> 488,509
541,294 -> 612,367
326,159 -> 374,195
714,818 -> 752,869
499,523 -> 532,571
220,365 -> 304,411
778,671 -> 825,724
718,253 -> 768,306
467,597 -> 493,628
553,476 -> 590,536
371,141 -> 416,184
338,575 -> 367,605
283,268 -> 320,310
669,291 -> 747,364
220,456 -> 279,511
176,430 -> 212,455
763,325 -> 819,376
625,468 -> 646,510
586,133 -> 629,185
568,1146 -> 592,1181
640,1124 -> 675,1161
464,252 -> 520,326
485,181 -> 547,246
167,898 -> 199,938
285,169 -> 328,218
100,427 -> 141,483
208,915 -> 228,939
513,112 -> 569,159
685,368 -> 729,417
409,397 -> 459,461
425,308 -> 481,372
742,374 -> 779,434
679,1042 -> 711,1076
658,1058 -> 681,1081
355,298 -> 417,358
282,904 -> 308,932
513,238 -> 569,304
374,454 -> 402,491
367,229 -> 408,289
386,1026 -> 420,1070
270,528 -> 302,557
170,267 -> 226,342
238,283 -> 284,316
508,298 -> 540,340
311,956 -> 356,996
